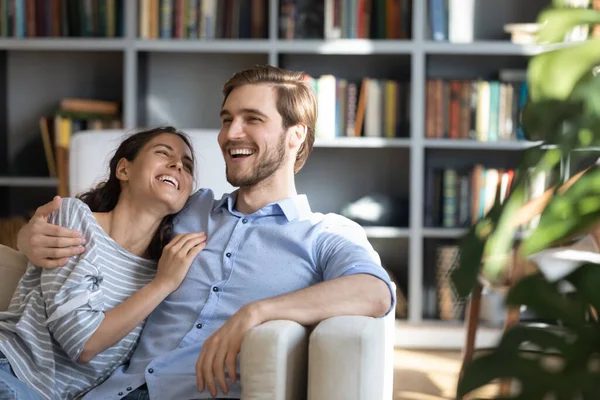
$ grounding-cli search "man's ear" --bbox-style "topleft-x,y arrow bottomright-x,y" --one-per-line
115,158 -> 130,182
288,123 -> 307,149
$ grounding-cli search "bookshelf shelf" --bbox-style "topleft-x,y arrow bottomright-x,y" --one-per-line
314,137 -> 411,148
134,39 -> 272,53
364,226 -> 410,239
0,177 -> 58,188
423,139 -> 541,150
276,39 -> 415,54
423,228 -> 467,238
0,39 -> 127,51
423,41 -> 550,56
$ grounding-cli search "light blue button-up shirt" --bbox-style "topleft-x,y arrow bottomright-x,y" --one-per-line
82,189 -> 395,400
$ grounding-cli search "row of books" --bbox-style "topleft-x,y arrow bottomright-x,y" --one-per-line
430,0 -> 600,43
425,165 -> 515,229
307,75 -> 410,139
425,163 -> 559,230
40,98 -> 122,196
139,0 -> 268,39
280,0 -> 412,39
1,0 -> 124,38
425,78 -> 528,141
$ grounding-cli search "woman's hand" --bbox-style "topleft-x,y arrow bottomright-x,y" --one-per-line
154,232 -> 207,291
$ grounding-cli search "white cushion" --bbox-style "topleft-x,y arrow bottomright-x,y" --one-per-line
241,320 -> 308,400
307,313 -> 395,400
69,129 -> 235,199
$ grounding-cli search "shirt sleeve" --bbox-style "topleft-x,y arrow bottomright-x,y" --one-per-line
316,215 -> 397,317
40,198 -> 105,362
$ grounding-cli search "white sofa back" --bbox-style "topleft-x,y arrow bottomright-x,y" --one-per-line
69,129 -> 236,198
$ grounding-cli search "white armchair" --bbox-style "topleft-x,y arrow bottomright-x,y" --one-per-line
0,129 -> 395,400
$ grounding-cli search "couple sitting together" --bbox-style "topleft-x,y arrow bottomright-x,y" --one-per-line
0,65 -> 395,400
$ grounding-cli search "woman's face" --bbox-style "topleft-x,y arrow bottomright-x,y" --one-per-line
118,133 -> 195,215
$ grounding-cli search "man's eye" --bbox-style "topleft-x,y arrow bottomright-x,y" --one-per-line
222,119 -> 232,124
157,150 -> 168,156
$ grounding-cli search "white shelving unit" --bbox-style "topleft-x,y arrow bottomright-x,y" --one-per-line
0,0 -> 557,348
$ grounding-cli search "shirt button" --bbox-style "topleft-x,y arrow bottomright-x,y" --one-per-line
212,287 -> 219,292
196,323 -> 203,329
118,392 -> 123,396
226,252 -> 232,258
242,218 -> 248,224
127,387 -> 132,391
148,368 -> 154,374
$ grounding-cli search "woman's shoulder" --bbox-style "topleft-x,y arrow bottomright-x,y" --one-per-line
50,197 -> 95,229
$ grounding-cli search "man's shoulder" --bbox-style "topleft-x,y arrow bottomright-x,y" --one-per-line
314,212 -> 364,231
179,188 -> 230,215
308,212 -> 366,239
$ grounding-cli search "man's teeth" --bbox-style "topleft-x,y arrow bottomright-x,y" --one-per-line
157,175 -> 179,189
230,148 -> 255,156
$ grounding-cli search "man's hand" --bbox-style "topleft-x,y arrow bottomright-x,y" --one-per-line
18,196 -> 86,268
196,303 -> 263,397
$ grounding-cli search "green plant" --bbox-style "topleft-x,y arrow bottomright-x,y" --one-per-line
452,2 -> 600,399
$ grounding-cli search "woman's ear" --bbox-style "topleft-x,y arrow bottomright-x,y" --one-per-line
115,158 -> 130,182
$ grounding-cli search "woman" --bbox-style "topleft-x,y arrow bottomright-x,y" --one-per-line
0,127 -> 205,400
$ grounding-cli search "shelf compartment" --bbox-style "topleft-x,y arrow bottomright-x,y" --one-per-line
297,147 -> 410,219
137,52 -> 269,129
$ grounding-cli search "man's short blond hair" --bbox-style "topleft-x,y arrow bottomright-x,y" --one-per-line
222,65 -> 317,173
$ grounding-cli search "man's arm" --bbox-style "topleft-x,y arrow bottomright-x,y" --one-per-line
253,273 -> 391,325
17,196 -> 86,268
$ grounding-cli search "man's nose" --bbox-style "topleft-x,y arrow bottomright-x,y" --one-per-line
227,118 -> 245,139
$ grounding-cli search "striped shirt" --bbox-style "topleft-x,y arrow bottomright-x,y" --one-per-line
0,198 -> 157,400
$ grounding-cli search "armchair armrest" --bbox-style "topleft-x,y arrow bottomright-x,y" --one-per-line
308,314 -> 395,400
240,320 -> 308,400
0,244 -> 28,311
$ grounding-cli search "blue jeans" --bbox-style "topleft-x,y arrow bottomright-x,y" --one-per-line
0,351 -> 42,399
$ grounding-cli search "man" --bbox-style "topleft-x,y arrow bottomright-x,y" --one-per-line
16,65 -> 395,399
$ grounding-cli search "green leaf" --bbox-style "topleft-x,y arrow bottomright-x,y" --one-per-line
480,186 -> 525,283
536,8 -> 600,44
507,275 -> 587,328
497,325 -> 575,357
528,40 -> 600,102
457,352 -> 553,398
521,167 -> 600,256
449,222 -> 488,298
565,264 -> 600,315
521,99 -> 582,143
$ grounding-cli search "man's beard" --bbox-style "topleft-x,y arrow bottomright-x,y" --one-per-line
226,133 -> 286,188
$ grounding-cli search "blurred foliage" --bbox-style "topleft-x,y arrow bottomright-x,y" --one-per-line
452,3 -> 600,399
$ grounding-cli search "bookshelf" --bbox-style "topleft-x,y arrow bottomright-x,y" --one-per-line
0,0 -> 574,348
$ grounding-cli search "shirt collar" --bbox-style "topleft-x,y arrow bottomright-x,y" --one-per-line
214,190 -> 312,221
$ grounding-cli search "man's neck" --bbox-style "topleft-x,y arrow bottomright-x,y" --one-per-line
235,174 -> 297,215
94,198 -> 163,258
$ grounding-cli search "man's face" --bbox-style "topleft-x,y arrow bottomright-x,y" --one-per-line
218,84 -> 288,188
